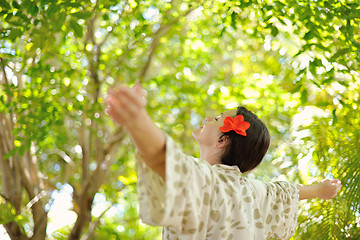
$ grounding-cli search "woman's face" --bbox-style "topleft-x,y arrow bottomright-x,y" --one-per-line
193,109 -> 237,147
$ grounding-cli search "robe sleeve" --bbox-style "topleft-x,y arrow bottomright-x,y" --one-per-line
248,179 -> 299,239
136,134 -> 213,233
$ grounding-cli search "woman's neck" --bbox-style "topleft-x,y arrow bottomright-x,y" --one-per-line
199,146 -> 222,166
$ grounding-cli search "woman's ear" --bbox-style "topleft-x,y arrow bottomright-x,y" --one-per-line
216,135 -> 230,149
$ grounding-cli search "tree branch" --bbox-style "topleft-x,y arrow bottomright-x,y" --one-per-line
0,57 -> 9,85
103,127 -> 126,156
80,205 -> 112,240
79,114 -> 90,189
99,0 -> 129,48
68,184 -> 94,240
3,223 -> 28,240
12,155 -> 23,213
0,58 -> 16,132
0,192 -> 11,203
0,59 -> 29,239
139,4 -> 198,82
29,198 -> 48,240
0,116 -> 14,201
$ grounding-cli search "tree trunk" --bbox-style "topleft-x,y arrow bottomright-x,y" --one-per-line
68,190 -> 94,240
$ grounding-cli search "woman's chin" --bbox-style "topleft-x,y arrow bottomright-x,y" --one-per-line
192,129 -> 201,140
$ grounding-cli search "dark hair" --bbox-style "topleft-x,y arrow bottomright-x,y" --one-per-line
220,106 -> 270,173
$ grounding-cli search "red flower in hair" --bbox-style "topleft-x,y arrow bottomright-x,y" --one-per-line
219,115 -> 250,136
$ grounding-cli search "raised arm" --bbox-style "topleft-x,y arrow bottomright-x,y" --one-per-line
106,84 -> 166,179
298,179 -> 341,200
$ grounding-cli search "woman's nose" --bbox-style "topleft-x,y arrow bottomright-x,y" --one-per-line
205,117 -> 214,122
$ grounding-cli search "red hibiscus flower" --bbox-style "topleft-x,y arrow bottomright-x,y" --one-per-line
219,115 -> 250,136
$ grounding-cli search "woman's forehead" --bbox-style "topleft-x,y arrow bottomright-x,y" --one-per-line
222,109 -> 237,117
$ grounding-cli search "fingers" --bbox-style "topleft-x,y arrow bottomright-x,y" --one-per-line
106,86 -> 147,126
106,93 -> 127,125
133,82 -> 142,94
332,179 -> 342,191
118,87 -> 145,108
317,178 -> 342,200
133,83 -> 147,105
326,179 -> 342,189
323,178 -> 341,185
331,179 -> 341,185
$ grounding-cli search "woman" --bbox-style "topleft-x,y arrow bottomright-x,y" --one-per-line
106,84 -> 341,240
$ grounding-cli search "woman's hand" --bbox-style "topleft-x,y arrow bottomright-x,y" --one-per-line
315,179 -> 342,200
106,83 -> 166,179
106,83 -> 147,129
298,179 -> 342,200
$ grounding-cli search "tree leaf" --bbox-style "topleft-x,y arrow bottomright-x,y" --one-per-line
46,2 -> 58,18
332,109 -> 338,125
300,88 -> 308,103
12,0 -> 20,9
53,11 -> 67,31
28,2 -> 39,15
0,0 -> 11,10
69,18 -> 83,38
8,28 -> 22,41
271,25 -> 279,37
231,11 -> 237,30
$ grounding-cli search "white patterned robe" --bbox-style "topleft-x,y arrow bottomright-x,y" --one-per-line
137,135 -> 299,240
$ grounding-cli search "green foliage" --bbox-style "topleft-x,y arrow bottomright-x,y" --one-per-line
0,0 -> 359,239
0,197 -> 29,234
295,102 -> 360,239
0,200 -> 17,225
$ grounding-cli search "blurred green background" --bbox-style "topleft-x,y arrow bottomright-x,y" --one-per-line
0,0 -> 359,239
